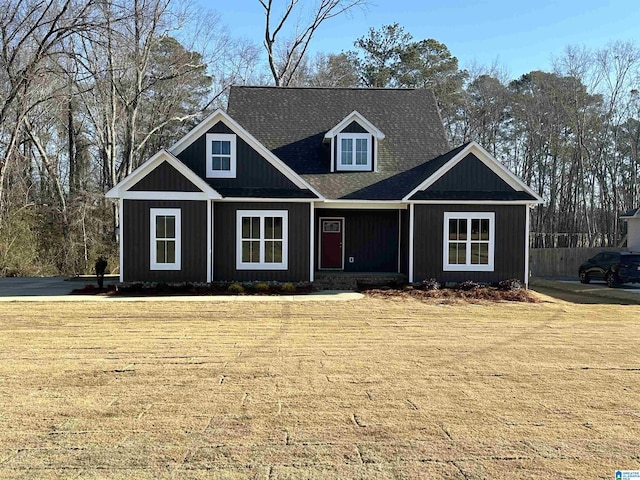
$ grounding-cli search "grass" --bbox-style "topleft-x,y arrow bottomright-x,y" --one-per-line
0,293 -> 639,479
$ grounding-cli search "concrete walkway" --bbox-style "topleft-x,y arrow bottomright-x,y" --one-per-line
0,277 -> 362,302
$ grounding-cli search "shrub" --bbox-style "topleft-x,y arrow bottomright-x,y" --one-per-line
281,282 -> 296,294
255,282 -> 270,294
497,279 -> 523,291
421,278 -> 441,290
227,283 -> 245,294
456,280 -> 481,291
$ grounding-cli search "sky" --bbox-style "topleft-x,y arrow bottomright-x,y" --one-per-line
211,0 -> 640,80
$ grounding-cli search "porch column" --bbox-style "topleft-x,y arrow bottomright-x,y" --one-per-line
409,203 -> 414,283
207,199 -> 212,282
309,202 -> 315,282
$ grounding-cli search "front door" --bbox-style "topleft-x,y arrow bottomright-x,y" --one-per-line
320,218 -> 343,269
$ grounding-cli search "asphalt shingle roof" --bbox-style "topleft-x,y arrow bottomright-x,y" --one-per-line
227,86 -> 450,200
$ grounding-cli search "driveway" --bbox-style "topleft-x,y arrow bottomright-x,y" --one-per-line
0,276 -> 116,297
559,278 -> 640,294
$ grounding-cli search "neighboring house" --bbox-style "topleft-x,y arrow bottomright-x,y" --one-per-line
106,87 -> 543,287
621,208 -> 640,250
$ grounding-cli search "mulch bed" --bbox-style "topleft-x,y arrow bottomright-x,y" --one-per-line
364,287 -> 540,303
70,283 -> 313,296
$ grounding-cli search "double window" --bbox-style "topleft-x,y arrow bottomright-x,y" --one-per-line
443,212 -> 494,271
337,133 -> 371,171
150,208 -> 181,270
206,133 -> 236,178
236,210 -> 288,270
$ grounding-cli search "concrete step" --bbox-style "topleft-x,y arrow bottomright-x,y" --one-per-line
313,272 -> 408,291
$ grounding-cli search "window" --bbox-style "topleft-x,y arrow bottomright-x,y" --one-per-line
337,133 -> 371,171
150,208 -> 181,270
206,133 -> 236,178
322,220 -> 341,233
236,210 -> 288,270
443,212 -> 495,271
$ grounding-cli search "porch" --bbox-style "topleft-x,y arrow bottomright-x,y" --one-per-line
314,207 -> 409,274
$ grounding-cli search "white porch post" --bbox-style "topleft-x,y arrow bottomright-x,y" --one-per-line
409,203 -> 415,283
309,202 -> 315,282
207,199 -> 213,282
525,204 -> 530,288
118,199 -> 124,283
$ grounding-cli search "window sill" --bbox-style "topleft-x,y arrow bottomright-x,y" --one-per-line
336,165 -> 372,172
236,263 -> 288,271
443,264 -> 494,272
151,263 -> 181,271
206,170 -> 236,178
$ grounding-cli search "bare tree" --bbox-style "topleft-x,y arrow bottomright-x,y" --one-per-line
259,0 -> 367,86
0,0 -> 100,220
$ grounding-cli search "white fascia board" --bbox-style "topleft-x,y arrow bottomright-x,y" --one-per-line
621,209 -> 640,219
317,200 -> 407,210
105,149 -> 221,200
119,191 -> 210,201
408,200 -> 539,205
168,109 -> 325,200
218,197 -> 316,203
324,111 -> 385,140
402,141 -> 544,204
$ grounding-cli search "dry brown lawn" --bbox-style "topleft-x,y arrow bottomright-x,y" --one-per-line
0,293 -> 639,479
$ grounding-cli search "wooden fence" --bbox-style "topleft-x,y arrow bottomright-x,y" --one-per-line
529,247 -> 625,278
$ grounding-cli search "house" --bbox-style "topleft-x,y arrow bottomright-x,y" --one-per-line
106,86 -> 543,288
621,208 -> 640,250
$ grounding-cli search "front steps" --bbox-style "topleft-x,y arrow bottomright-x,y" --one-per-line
313,272 -> 408,291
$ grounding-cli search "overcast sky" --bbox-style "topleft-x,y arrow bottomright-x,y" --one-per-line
210,0 -> 640,79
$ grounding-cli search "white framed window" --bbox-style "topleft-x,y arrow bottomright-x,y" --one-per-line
337,133 -> 371,171
206,133 -> 236,178
236,210 -> 288,270
443,212 -> 495,272
150,208 -> 181,270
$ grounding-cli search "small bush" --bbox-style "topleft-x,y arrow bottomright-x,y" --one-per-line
227,283 -> 245,294
456,280 -> 481,291
497,279 -> 523,291
281,282 -> 296,294
255,282 -> 270,294
421,278 -> 440,290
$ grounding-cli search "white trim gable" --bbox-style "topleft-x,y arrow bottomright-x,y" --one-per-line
324,111 -> 385,140
168,109 -> 324,200
621,208 -> 640,219
403,142 -> 544,203
105,150 -> 221,200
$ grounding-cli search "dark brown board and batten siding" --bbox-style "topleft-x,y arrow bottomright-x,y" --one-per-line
213,202 -> 310,282
426,153 -> 515,193
123,200 -> 207,282
176,121 -> 302,192
413,204 -> 526,283
129,161 -> 201,192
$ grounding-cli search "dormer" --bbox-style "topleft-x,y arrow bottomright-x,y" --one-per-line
324,111 -> 385,173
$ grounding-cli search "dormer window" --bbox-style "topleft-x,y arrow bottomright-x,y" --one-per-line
206,133 -> 236,178
338,133 -> 371,170
324,111 -> 384,173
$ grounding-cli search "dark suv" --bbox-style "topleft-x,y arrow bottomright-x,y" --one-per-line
579,251 -> 640,287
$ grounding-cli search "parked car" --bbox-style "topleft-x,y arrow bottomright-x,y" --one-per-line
579,251 -> 640,287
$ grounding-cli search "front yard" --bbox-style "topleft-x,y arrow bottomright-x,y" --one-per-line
0,294 -> 638,479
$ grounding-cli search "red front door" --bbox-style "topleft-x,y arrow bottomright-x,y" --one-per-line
320,218 -> 343,269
